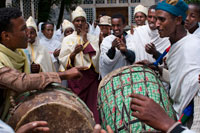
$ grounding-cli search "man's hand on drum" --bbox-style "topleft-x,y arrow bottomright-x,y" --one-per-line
16,121 -> 49,133
135,60 -> 162,73
93,124 -> 113,133
130,93 -> 176,132
58,67 -> 85,80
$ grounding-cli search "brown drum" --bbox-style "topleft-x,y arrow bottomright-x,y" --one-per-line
8,85 -> 95,132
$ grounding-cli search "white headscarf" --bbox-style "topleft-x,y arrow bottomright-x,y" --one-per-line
71,6 -> 87,21
39,22 -> 61,63
134,4 -> 148,16
26,16 -> 38,33
62,19 -> 75,32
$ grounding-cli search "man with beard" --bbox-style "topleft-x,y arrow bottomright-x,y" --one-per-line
99,14 -> 135,78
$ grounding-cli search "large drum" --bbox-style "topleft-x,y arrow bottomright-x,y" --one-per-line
8,85 -> 95,132
98,64 -> 175,132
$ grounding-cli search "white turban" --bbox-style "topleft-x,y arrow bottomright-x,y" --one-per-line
62,19 -> 75,32
71,6 -> 87,21
26,16 -> 38,33
134,4 -> 148,16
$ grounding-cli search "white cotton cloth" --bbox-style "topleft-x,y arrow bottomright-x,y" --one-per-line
132,24 -> 170,62
167,34 -> 200,117
99,34 -> 135,78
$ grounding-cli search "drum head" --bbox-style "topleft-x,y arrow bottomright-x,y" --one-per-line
8,88 -> 95,132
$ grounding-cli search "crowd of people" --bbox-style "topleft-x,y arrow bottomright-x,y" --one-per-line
0,0 -> 200,132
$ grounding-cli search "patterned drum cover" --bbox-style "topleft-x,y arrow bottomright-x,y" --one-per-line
8,85 -> 95,132
98,64 -> 175,132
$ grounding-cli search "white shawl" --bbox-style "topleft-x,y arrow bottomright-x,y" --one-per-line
39,35 -> 61,63
167,34 -> 200,117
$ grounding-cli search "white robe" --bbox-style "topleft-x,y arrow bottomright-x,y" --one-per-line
25,38 -> 56,72
132,25 -> 170,62
59,31 -> 99,72
89,23 -> 100,36
167,34 -> 200,117
99,34 -> 135,78
39,35 -> 61,63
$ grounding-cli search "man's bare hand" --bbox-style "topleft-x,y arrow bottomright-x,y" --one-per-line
16,121 -> 50,133
111,38 -> 118,49
80,24 -> 88,43
58,67 -> 84,80
73,45 -> 83,55
31,63 -> 40,73
53,49 -> 61,57
145,43 -> 157,55
130,94 -> 175,132
130,24 -> 134,35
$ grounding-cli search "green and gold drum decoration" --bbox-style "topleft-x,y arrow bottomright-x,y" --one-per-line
98,64 -> 175,132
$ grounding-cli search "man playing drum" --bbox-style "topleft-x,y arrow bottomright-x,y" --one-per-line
131,0 -> 200,132
0,7 -> 82,123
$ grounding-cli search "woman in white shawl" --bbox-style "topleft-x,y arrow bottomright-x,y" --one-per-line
39,22 -> 61,71
25,16 -> 56,72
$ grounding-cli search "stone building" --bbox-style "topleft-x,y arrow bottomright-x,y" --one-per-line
5,0 -> 159,26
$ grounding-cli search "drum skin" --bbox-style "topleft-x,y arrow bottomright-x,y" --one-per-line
98,64 -> 176,132
8,86 -> 95,133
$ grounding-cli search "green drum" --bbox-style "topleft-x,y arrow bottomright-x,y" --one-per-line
98,64 -> 175,132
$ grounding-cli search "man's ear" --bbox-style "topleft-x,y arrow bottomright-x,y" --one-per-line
175,16 -> 183,25
1,31 -> 10,42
